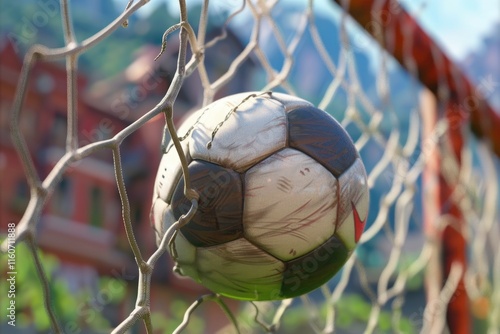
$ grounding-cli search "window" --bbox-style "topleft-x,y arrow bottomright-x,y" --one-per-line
51,176 -> 73,217
49,114 -> 67,147
89,186 -> 103,228
10,179 -> 29,213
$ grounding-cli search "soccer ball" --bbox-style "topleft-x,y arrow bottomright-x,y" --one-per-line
150,92 -> 369,301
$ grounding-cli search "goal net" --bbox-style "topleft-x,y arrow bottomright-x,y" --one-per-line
1,0 -> 499,333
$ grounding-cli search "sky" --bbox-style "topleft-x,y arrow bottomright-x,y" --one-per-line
401,0 -> 500,60
120,0 -> 500,62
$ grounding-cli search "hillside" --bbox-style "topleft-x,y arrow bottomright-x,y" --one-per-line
0,1 -> 177,81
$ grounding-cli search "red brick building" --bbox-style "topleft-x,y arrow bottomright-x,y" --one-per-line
0,38 -> 133,276
1,31 -> 253,331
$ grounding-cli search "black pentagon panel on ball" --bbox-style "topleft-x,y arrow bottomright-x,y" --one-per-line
287,106 -> 358,178
171,160 -> 244,247
280,234 -> 350,298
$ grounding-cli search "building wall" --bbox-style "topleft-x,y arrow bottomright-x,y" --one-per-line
1,31 -> 255,331
0,40 -> 130,274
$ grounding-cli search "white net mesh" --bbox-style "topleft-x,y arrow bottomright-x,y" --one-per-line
1,0 -> 499,333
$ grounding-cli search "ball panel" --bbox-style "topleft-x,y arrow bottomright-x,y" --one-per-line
243,148 -> 338,261
196,238 -> 284,300
171,160 -> 244,247
269,92 -> 313,111
155,140 -> 191,204
172,232 -> 200,281
281,234 -> 349,298
150,196 -> 169,244
335,158 -> 369,249
151,197 -> 179,246
189,93 -> 287,172
288,106 -> 358,178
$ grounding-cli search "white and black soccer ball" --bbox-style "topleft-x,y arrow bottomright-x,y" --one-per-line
150,92 -> 369,301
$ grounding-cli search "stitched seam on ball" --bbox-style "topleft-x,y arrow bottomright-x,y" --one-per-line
206,91 -> 272,149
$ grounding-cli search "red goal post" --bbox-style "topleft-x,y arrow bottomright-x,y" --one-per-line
332,0 -> 500,333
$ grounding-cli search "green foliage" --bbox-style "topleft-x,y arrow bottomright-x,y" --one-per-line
231,295 -> 416,333
334,294 -> 415,333
275,294 -> 416,334
0,1 -> 177,81
150,298 -> 204,334
0,240 -> 126,332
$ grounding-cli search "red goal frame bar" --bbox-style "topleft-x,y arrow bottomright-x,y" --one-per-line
332,0 -> 500,155
332,0 -> 500,333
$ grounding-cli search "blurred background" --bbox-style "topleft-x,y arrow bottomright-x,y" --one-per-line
0,0 -> 499,333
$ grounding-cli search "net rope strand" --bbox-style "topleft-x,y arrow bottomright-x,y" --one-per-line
2,0 -> 499,333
